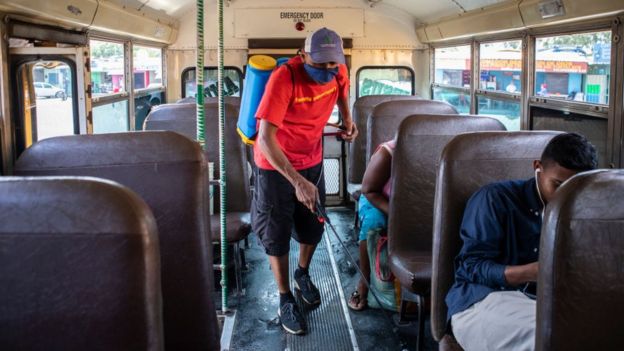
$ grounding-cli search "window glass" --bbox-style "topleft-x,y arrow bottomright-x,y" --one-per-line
531,106 -> 607,166
434,45 -> 471,88
535,31 -> 611,104
182,68 -> 242,98
93,100 -> 129,133
433,87 -> 470,114
477,96 -> 520,130
32,61 -> 75,141
357,67 -> 413,97
479,40 -> 522,93
134,92 -> 164,130
90,40 -> 125,96
133,45 -> 163,90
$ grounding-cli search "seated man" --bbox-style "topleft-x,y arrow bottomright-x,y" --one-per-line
446,133 -> 597,351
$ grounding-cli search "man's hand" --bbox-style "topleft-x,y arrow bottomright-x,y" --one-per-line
294,176 -> 319,213
340,119 -> 358,142
504,262 -> 539,286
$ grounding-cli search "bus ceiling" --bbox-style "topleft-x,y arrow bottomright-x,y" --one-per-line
0,0 -> 620,45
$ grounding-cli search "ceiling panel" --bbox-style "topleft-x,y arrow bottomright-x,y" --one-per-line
137,0 -> 513,24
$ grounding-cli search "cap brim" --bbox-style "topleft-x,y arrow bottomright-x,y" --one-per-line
309,50 -> 345,64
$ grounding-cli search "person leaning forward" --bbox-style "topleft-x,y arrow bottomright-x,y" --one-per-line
446,133 -> 597,351
251,27 -> 358,335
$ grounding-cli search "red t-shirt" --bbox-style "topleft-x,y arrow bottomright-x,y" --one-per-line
254,56 -> 349,170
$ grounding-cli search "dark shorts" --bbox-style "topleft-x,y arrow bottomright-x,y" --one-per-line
251,163 -> 326,257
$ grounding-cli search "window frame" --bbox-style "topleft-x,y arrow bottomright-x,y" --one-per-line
180,66 -> 244,99
355,65 -> 415,99
89,36 -> 166,133
529,28 -> 613,113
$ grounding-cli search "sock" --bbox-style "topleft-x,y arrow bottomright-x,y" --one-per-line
295,265 -> 309,279
280,291 -> 295,306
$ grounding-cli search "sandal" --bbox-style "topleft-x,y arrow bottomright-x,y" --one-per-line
347,290 -> 368,311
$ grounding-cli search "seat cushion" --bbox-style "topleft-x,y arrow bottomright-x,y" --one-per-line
389,251 -> 432,294
211,212 -> 251,243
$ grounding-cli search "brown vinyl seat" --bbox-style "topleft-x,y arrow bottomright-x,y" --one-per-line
14,132 -> 220,351
176,95 -> 242,108
430,131 -> 560,349
367,100 -> 458,164
348,95 -> 422,197
536,170 -> 624,351
0,177 -> 163,351
387,114 -> 504,349
145,102 -> 251,243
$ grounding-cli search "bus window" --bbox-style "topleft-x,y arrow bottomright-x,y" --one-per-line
133,45 -> 164,130
181,67 -> 243,98
92,101 -> 129,133
477,39 -> 523,130
477,95 -> 521,130
433,45 -> 471,113
90,39 -> 130,133
479,40 -> 522,93
531,106 -> 608,167
356,66 -> 414,98
32,62 -> 75,141
90,40 -> 126,96
133,46 -> 163,90
535,31 -> 611,105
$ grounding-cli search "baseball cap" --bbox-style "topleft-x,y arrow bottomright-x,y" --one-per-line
304,27 -> 345,64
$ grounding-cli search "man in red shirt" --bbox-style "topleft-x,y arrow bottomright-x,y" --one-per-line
252,27 -> 357,335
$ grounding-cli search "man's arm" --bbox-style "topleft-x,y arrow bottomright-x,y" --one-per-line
336,95 -> 357,142
455,187 -> 538,289
504,262 -> 538,285
256,119 -> 319,212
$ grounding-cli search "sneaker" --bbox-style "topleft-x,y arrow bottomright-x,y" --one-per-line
278,301 -> 306,335
294,272 -> 321,305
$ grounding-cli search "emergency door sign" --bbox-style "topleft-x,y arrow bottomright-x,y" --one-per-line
234,8 -> 364,38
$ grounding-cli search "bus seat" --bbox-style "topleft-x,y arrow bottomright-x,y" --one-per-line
14,131 -> 220,351
387,114 -> 504,346
349,95 -> 422,186
367,99 -> 458,164
430,131 -> 560,345
0,177 -> 163,350
145,102 -> 252,243
536,170 -> 624,351
176,96 -> 242,108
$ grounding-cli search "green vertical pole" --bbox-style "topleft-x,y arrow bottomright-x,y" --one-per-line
217,0 -> 228,312
196,0 -> 205,145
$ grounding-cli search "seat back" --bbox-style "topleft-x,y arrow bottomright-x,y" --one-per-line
0,177 -> 163,350
430,131 -> 560,341
349,94 -> 421,184
536,170 -> 624,351
145,101 -> 250,212
368,100 -> 458,163
388,115 -> 504,292
14,131 -> 220,351
176,96 -> 241,108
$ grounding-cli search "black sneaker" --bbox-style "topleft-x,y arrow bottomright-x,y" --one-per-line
278,301 -> 306,335
294,272 -> 321,305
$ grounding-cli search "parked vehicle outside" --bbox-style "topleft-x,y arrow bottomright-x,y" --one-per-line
34,82 -> 67,100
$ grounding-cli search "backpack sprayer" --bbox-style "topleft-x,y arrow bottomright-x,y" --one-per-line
314,199 -> 409,351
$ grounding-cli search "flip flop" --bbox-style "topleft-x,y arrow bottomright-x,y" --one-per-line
347,290 -> 368,311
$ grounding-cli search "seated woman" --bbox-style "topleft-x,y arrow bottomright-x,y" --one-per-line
348,139 -> 395,310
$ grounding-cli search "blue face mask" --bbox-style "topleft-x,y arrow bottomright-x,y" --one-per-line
304,64 -> 339,84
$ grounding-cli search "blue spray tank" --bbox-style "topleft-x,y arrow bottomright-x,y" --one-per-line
237,55 -> 291,145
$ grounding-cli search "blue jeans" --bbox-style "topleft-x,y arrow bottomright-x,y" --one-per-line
357,195 -> 387,242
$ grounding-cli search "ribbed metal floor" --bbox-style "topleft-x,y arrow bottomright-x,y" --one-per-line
287,233 -> 359,350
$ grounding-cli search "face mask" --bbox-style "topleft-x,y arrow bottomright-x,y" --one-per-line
535,168 -> 545,219
303,64 -> 339,84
